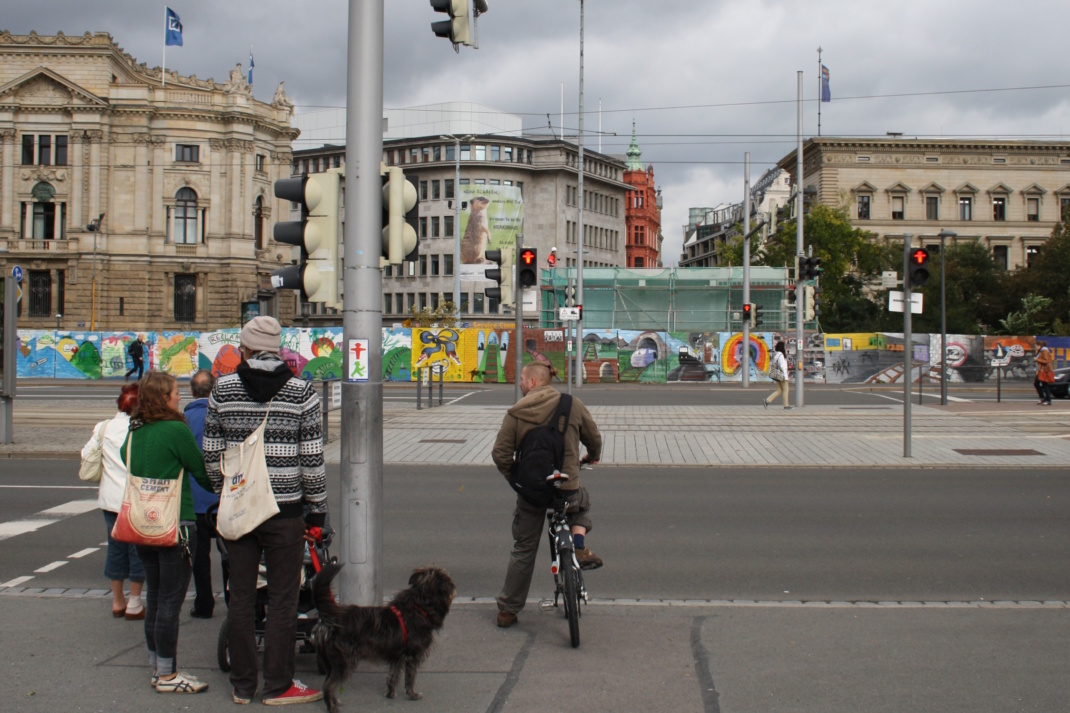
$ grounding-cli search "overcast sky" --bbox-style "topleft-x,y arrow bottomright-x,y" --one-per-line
6,0 -> 1070,264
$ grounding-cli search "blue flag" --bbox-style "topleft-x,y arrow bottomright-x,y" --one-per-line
248,51 -> 254,84
821,64 -> 831,102
165,7 -> 183,47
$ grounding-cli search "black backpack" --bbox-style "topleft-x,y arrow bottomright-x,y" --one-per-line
127,340 -> 143,359
509,394 -> 573,507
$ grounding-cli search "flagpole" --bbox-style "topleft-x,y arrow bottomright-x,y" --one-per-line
162,5 -> 167,88
817,47 -> 822,137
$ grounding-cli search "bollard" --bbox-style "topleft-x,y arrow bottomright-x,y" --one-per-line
438,365 -> 444,406
997,365 -> 1002,403
322,380 -> 329,438
417,368 -> 423,410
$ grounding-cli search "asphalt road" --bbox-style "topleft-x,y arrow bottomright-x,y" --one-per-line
4,460 -> 1068,603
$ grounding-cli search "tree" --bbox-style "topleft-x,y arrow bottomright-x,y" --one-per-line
998,293 -> 1052,335
911,241 -> 1003,334
407,300 -> 458,328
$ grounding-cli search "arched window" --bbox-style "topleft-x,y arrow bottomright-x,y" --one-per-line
254,196 -> 265,250
174,187 -> 198,244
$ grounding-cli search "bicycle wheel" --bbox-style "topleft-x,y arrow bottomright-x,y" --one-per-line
216,619 -> 231,672
560,553 -> 581,648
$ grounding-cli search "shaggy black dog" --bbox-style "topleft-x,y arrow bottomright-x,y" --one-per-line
312,562 -> 455,712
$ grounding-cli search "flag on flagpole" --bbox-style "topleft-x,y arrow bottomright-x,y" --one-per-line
165,7 -> 183,46
821,64 -> 831,102
248,50 -> 255,85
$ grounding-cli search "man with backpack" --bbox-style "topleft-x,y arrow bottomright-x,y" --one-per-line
125,335 -> 146,381
491,360 -> 602,629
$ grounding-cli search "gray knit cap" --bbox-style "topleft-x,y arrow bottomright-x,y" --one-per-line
240,316 -> 282,353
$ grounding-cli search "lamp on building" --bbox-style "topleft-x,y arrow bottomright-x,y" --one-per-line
85,213 -> 105,331
55,312 -> 62,332
937,229 -> 957,406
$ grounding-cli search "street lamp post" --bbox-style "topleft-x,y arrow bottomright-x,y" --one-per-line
86,213 -> 105,331
937,229 -> 957,406
440,134 -> 473,318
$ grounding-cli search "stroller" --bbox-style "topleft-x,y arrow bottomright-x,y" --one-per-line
214,513 -> 336,674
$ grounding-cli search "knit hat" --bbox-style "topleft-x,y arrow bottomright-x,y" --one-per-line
240,316 -> 282,353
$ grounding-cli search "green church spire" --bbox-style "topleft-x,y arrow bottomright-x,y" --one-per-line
626,118 -> 642,171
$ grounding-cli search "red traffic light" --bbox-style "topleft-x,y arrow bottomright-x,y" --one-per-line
910,248 -> 929,265
519,248 -> 536,266
742,303 -> 752,316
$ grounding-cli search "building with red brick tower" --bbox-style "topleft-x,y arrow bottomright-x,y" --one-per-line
623,121 -> 662,267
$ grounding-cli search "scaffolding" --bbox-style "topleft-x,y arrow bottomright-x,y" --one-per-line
539,266 -> 797,332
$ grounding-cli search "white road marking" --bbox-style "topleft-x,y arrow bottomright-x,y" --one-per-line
40,500 -> 98,516
68,548 -> 99,559
0,486 -> 97,490
34,561 -> 68,573
0,519 -> 55,540
0,499 -> 99,541
0,576 -> 34,588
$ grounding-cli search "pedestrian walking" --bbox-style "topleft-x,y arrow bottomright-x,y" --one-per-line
125,335 -> 146,382
1034,340 -> 1055,406
491,361 -> 603,629
123,372 -> 213,694
183,369 -> 226,618
763,341 -> 791,409
81,383 -> 145,620
203,316 -> 327,706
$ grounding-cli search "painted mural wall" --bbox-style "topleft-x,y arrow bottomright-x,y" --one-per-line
14,327 -> 1065,385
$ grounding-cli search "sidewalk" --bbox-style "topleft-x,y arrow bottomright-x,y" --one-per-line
6,396 -> 1070,467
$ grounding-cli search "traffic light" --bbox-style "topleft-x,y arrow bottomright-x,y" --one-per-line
907,247 -> 930,289
517,247 -> 538,287
803,285 -> 817,320
381,165 -> 419,265
753,303 -> 764,328
785,285 -> 797,309
431,0 -> 471,46
271,168 -> 342,308
799,255 -> 823,281
484,247 -> 514,306
741,302 -> 753,328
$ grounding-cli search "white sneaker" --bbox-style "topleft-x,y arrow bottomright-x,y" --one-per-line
155,671 -> 208,694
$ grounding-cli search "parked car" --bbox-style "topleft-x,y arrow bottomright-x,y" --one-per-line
1051,366 -> 1070,399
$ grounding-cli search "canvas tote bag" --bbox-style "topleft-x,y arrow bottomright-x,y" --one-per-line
111,437 -> 182,547
216,405 -> 279,540
78,419 -> 111,482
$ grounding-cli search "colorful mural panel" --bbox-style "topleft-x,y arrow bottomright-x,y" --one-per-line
54,332 -> 103,380
154,332 -> 199,378
15,330 -> 57,378
382,328 -> 412,382
197,330 -> 242,377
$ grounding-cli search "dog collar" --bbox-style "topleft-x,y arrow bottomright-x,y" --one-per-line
390,605 -> 408,645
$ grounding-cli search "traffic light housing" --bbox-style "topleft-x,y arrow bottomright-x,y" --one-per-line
431,0 -> 471,46
517,247 -> 538,287
799,255 -> 823,281
271,168 -> 342,308
381,165 -> 419,265
741,302 -> 753,328
803,285 -> 817,320
753,303 -> 764,328
785,286 -> 797,309
484,247 -> 514,306
907,247 -> 930,289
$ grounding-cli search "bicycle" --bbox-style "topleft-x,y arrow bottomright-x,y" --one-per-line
539,471 -> 588,648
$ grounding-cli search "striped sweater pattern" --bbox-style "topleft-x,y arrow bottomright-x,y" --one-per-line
203,372 -> 327,516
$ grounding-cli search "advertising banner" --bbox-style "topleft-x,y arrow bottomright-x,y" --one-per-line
458,184 -> 524,281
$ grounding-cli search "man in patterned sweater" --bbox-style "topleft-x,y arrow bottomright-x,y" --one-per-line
204,316 -> 327,706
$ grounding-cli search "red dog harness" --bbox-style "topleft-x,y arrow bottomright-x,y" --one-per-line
390,606 -> 408,644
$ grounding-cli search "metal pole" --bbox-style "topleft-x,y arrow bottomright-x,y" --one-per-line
937,229 -> 956,405
340,0 -> 384,606
794,71 -> 805,408
817,47 -> 822,137
903,235 -> 913,458
573,0 -> 585,389
742,152 -> 751,388
453,137 -> 461,314
1,276 -> 15,444
514,232 -> 523,402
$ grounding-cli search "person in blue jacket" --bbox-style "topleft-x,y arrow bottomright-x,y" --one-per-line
184,369 -> 225,618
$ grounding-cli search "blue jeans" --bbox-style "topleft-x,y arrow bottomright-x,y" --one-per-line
137,525 -> 195,674
102,510 -> 145,583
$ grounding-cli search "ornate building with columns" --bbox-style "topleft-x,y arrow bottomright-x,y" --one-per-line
0,30 -> 299,331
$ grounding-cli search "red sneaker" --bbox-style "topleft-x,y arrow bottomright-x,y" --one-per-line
262,680 -> 323,706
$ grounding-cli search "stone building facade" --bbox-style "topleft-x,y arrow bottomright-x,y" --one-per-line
0,30 -> 299,332
777,137 -> 1070,269
292,135 -> 628,324
622,121 -> 662,268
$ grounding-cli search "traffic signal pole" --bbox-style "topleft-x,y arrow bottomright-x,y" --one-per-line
741,152 -> 751,389
902,234 -> 913,458
794,71 -> 805,408
340,0 -> 384,606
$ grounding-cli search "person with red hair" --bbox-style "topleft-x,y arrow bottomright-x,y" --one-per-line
82,383 -> 145,619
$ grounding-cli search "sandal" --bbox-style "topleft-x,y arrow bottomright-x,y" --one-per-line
125,604 -> 146,620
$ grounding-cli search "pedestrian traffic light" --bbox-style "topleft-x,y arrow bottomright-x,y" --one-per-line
381,165 -> 419,266
753,303 -> 764,328
803,285 -> 817,320
271,168 -> 342,308
799,255 -> 823,281
518,247 -> 538,287
785,286 -> 797,308
907,247 -> 930,289
431,0 -> 471,46
741,302 -> 753,328
484,247 -> 514,306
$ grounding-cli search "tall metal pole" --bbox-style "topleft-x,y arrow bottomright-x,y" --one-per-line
794,71 -> 805,408
453,137 -> 461,313
938,229 -> 955,406
1,276 -> 15,444
817,47 -> 822,137
573,0 -> 585,389
903,234 -> 913,458
741,152 -> 751,388
514,232 -> 523,402
340,0 -> 384,606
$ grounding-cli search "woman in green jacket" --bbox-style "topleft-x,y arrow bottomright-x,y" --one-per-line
122,371 -> 213,694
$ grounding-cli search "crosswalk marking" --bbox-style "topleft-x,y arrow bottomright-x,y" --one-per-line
0,499 -> 98,542
68,548 -> 99,559
34,561 -> 68,574
0,576 -> 34,588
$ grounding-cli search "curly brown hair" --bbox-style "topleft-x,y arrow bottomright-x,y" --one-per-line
132,372 -> 185,424
116,383 -> 139,415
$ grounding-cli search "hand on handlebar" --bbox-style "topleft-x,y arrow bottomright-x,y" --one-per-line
304,526 -> 323,543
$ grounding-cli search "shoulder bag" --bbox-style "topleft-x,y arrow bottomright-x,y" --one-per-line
768,355 -> 786,383
78,419 -> 111,483
111,437 -> 182,547
216,404 -> 280,540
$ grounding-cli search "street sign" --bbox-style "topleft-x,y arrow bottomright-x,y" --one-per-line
330,381 -> 341,410
889,290 -> 922,314
558,307 -> 580,321
881,270 -> 898,288
11,266 -> 22,283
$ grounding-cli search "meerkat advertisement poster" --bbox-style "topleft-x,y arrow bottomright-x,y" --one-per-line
457,184 -> 524,280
